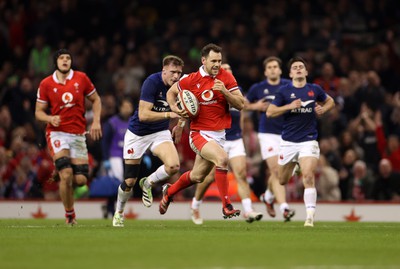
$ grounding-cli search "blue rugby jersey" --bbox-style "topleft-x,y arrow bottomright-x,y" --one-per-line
226,106 -> 241,141
272,83 -> 327,142
246,78 -> 291,134
226,86 -> 244,141
128,72 -> 171,136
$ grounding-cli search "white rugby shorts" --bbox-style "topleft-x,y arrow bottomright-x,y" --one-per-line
224,138 -> 246,159
278,139 -> 320,165
123,129 -> 173,159
258,133 -> 281,160
47,131 -> 88,159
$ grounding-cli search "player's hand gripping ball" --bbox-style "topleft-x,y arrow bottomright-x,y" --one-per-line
177,90 -> 199,118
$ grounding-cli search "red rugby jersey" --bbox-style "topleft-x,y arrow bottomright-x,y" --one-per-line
36,70 -> 96,134
178,66 -> 239,131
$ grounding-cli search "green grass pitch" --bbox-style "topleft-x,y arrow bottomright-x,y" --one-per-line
1,219 -> 399,269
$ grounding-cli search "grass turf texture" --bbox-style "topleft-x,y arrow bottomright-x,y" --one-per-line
1,219 -> 399,269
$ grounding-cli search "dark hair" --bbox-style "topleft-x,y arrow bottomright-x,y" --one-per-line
201,43 -> 222,58
53,49 -> 72,69
287,56 -> 307,70
263,56 -> 282,69
163,55 -> 184,67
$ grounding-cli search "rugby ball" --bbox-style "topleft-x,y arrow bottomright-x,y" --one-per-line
177,90 -> 199,118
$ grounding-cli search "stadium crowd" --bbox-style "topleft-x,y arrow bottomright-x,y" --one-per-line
0,0 -> 400,202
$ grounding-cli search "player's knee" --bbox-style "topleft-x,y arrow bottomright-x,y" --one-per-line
302,172 -> 315,187
124,163 -> 140,180
279,172 -> 290,185
71,164 -> 89,181
192,176 -> 203,183
55,156 -> 72,171
165,163 -> 180,176
189,172 -> 203,183
215,155 -> 229,168
74,175 -> 87,186
279,178 -> 287,185
235,169 -> 247,182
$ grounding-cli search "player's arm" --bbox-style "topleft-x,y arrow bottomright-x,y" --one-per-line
87,91 -> 102,140
213,79 -> 244,110
35,101 -> 60,127
166,82 -> 188,118
239,110 -> 245,131
315,95 -> 335,116
266,98 -> 301,118
244,97 -> 269,112
138,98 -> 181,122
171,118 -> 186,144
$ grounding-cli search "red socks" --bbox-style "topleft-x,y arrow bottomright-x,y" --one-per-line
65,208 -> 75,219
167,171 -> 194,196
215,167 -> 231,207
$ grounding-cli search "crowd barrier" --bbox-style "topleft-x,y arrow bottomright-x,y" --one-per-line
0,200 -> 399,222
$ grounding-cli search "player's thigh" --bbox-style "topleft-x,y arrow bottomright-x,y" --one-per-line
152,140 -> 179,166
53,149 -> 70,161
298,156 -> 318,176
279,162 -> 297,184
200,140 -> 228,167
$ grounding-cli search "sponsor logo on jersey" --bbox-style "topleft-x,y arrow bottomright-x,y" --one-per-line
152,99 -> 170,112
201,90 -> 214,101
291,100 -> 315,113
60,92 -> 75,109
301,100 -> 314,107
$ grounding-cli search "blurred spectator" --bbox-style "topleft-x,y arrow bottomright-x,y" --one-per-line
350,160 -> 375,201
316,155 -> 341,201
372,159 -> 400,200
27,35 -> 52,77
112,53 -> 145,100
354,71 -> 386,112
389,92 -> 400,136
313,62 -> 340,98
336,77 -> 359,121
338,130 -> 363,159
4,156 -> 40,199
0,146 -> 10,196
339,148 -> 358,200
318,105 -> 347,138
375,109 -> 400,172
319,137 -> 342,171
348,103 -> 380,173
101,98 -> 134,181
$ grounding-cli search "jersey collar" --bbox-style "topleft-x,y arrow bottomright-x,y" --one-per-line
199,65 -> 211,77
52,69 -> 74,84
